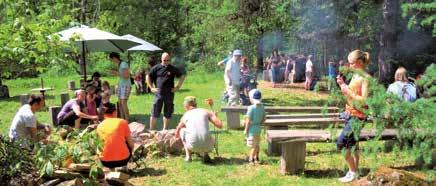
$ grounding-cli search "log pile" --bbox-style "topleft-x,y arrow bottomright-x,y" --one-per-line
42,164 -> 132,186
352,166 -> 434,186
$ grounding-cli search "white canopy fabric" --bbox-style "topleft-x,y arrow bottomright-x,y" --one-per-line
122,34 -> 162,51
54,25 -> 141,81
56,25 -> 140,53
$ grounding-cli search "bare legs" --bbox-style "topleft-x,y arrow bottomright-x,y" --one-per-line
249,145 -> 260,162
149,116 -> 171,130
344,149 -> 360,172
118,99 -> 129,121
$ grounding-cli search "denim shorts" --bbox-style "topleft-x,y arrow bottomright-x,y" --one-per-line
336,113 -> 363,150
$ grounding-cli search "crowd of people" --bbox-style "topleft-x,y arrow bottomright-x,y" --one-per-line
7,49 -> 420,182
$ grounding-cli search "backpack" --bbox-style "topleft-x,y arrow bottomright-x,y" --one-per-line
400,83 -> 417,102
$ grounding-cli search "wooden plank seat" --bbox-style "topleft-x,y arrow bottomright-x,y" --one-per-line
221,106 -> 339,129
266,113 -> 340,119
264,117 -> 343,127
266,129 -> 398,175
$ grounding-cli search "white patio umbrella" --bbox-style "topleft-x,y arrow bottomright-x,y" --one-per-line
55,25 -> 141,81
122,34 -> 162,64
122,34 -> 162,52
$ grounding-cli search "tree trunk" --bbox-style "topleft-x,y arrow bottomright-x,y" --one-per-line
378,0 -> 398,85
80,0 -> 87,24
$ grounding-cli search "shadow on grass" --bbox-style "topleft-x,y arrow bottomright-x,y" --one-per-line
210,156 -> 247,166
306,149 -> 339,156
128,167 -> 167,177
0,95 -> 20,103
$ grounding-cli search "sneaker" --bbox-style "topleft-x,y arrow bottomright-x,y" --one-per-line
184,156 -> 192,162
338,171 -> 357,183
254,157 -> 260,164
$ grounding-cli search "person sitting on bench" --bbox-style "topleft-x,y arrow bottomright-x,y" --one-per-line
57,90 -> 99,129
175,96 -> 223,163
96,106 -> 134,170
9,94 -> 51,149
336,49 -> 370,183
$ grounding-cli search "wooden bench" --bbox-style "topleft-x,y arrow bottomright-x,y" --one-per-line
266,129 -> 398,175
221,106 -> 339,129
264,117 -> 343,128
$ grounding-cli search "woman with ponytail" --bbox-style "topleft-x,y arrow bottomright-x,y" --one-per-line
336,49 -> 371,183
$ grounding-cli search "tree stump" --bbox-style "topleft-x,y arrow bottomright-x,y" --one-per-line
0,85 -> 9,99
49,106 -> 62,126
20,94 -> 30,105
226,112 -> 240,129
68,80 -> 76,90
60,92 -> 69,106
280,140 -> 306,175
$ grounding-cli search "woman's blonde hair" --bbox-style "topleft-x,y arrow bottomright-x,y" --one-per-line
394,67 -> 408,82
348,49 -> 370,67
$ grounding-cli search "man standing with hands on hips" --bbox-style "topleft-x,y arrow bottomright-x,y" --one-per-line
147,52 -> 186,130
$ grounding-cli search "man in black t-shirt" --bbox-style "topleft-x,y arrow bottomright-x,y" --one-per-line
146,52 -> 186,130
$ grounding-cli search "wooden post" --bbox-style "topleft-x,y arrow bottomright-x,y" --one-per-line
49,106 -> 62,126
112,85 -> 117,95
280,140 -> 306,175
68,80 -> 76,90
226,111 -> 240,129
60,92 -> 69,106
20,94 -> 29,105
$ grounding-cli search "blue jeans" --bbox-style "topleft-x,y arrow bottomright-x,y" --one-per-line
336,113 -> 362,150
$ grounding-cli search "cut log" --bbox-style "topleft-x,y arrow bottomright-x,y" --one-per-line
56,178 -> 83,186
60,92 -> 69,107
67,163 -> 91,172
280,140 -> 306,175
42,178 -> 62,186
52,170 -> 82,179
106,172 -> 129,183
20,94 -> 29,105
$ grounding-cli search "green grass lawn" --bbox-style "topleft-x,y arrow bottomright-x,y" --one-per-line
0,72 -> 434,185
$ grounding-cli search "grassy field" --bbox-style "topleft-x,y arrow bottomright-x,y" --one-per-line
0,72 -> 434,185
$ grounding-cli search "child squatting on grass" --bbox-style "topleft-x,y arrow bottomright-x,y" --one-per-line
244,89 -> 266,163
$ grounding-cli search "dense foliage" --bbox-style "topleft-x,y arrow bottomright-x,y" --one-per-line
326,65 -> 435,170
0,0 -> 434,80
0,135 -> 37,184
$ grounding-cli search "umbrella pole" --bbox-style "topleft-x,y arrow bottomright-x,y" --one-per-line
82,41 -> 87,82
